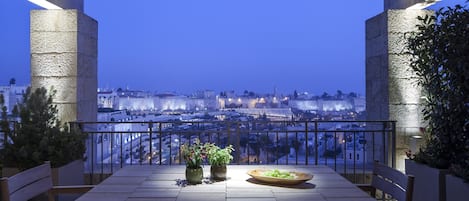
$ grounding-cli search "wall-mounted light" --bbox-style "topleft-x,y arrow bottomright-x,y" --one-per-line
407,0 -> 441,10
385,0 -> 442,10
28,0 -> 62,9
410,135 -> 423,139
28,0 -> 84,11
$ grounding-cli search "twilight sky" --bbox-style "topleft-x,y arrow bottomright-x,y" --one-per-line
0,0 -> 466,95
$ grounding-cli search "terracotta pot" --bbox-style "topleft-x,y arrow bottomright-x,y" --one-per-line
185,166 -> 203,184
210,165 -> 227,181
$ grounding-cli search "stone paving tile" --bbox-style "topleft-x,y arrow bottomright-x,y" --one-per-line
269,188 -> 318,193
227,198 -> 276,201
176,192 -> 225,201
180,184 -> 226,192
325,198 -> 376,201
101,176 -> 147,185
140,180 -> 180,188
113,171 -> 154,177
91,184 -> 137,193
148,173 -> 185,180
312,181 -> 356,188
320,188 -> 372,198
274,192 -> 325,201
76,192 -> 130,201
130,190 -> 179,198
227,188 -> 274,198
134,188 -> 180,192
126,198 -> 176,201
153,167 -> 187,174
313,174 -> 350,181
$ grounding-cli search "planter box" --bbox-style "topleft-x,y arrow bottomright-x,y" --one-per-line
445,174 -> 469,201
2,160 -> 85,201
405,159 -> 449,201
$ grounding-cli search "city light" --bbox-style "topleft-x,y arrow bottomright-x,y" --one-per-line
28,0 -> 62,9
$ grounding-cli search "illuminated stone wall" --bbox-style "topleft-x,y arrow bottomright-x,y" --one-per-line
366,9 -> 433,170
30,10 -> 97,123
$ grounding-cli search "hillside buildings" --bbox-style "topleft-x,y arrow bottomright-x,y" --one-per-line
1,81 -> 365,121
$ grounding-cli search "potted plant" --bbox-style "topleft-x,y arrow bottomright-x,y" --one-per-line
206,143 -> 234,181
406,2 -> 469,201
180,138 -> 207,184
0,87 -> 87,180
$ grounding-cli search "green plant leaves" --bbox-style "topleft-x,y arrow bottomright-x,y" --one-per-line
1,87 -> 87,170
407,2 -> 469,179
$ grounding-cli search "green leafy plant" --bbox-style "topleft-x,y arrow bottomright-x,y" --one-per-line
406,2 -> 469,179
1,87 -> 87,170
206,144 -> 234,166
180,138 -> 207,169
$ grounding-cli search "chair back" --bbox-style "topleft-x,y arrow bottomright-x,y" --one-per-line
0,162 -> 53,201
371,161 -> 415,201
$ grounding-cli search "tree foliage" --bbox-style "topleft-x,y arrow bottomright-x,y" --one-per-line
1,87 -> 87,170
407,3 -> 469,180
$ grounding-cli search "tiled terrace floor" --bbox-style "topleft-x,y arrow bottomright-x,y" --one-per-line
76,165 -> 374,201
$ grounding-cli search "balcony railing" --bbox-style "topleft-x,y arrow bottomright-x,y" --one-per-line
75,120 -> 396,184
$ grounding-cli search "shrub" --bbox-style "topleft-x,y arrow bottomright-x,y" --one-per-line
1,87 -> 87,170
407,2 -> 469,180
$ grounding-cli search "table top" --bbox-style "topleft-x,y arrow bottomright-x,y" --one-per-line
76,165 -> 374,201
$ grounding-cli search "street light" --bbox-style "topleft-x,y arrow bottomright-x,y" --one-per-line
28,0 -> 62,9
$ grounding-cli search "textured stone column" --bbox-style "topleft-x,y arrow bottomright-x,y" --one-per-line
366,9 -> 433,170
30,9 -> 97,124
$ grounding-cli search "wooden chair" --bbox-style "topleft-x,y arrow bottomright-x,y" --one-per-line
359,161 -> 415,201
0,161 -> 94,201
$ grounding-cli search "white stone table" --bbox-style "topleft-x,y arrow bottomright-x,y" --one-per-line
76,165 -> 375,201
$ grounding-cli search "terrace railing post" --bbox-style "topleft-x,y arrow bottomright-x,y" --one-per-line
235,122 -> 241,165
149,121 -> 153,165
159,123 -> 162,165
120,132 -> 123,168
391,121 -> 396,168
305,121 -> 308,165
382,121 -> 387,165
314,121 -> 318,165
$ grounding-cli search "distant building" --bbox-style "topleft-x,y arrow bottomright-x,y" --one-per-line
154,93 -> 188,111
115,89 -> 154,111
0,81 -> 27,114
97,89 -> 118,109
95,88 -> 364,118
97,108 -> 129,122
289,96 -> 365,113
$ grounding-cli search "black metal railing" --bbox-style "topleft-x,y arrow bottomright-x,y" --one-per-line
74,120 -> 396,184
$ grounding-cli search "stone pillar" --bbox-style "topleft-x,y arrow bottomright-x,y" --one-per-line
30,9 -> 97,124
366,9 -> 433,170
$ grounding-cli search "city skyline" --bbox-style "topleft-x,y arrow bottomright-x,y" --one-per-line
0,0 -> 465,95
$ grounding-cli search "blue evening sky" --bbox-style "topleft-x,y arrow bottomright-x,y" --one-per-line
0,0 -> 466,95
